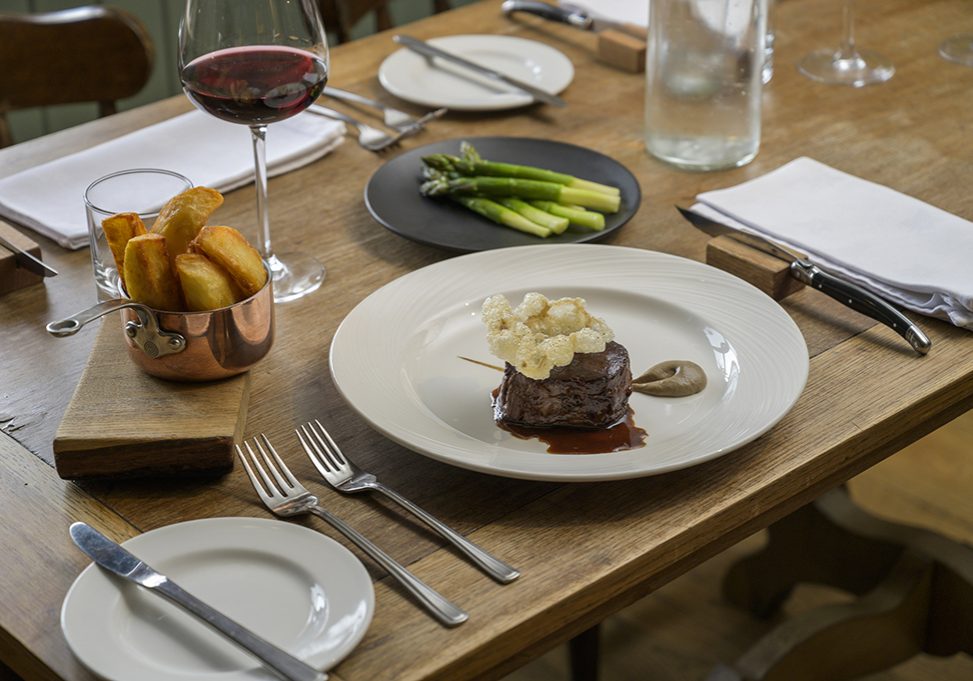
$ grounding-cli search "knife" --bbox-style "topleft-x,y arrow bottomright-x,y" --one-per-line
501,1 -> 647,40
393,34 -> 566,108
0,233 -> 57,277
676,206 -> 932,355
69,522 -> 327,681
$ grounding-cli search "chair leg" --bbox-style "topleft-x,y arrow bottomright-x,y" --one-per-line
568,623 -> 600,681
432,0 -> 451,14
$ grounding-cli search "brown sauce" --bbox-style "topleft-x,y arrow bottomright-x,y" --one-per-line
496,407 -> 647,455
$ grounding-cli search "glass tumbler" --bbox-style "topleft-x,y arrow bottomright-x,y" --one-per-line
645,0 -> 767,171
85,168 -> 193,301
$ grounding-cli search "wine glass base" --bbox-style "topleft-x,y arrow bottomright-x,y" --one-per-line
940,36 -> 973,66
798,48 -> 894,87
267,252 -> 325,303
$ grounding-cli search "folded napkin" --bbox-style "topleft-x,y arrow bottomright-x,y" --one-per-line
559,1 -> 648,27
0,110 -> 344,250
694,157 -> 973,329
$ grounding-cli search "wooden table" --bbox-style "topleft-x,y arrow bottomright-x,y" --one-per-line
2,1 -> 972,679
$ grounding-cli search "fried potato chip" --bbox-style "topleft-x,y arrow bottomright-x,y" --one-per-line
124,234 -> 184,311
175,253 -> 242,311
151,187 -> 224,265
101,212 -> 147,290
190,226 -> 267,297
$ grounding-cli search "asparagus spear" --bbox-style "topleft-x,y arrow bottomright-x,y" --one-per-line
496,198 -> 569,234
530,200 -> 606,231
450,196 -> 551,238
421,175 -> 620,213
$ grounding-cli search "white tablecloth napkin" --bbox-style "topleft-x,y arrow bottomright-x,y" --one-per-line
694,157 -> 973,329
559,1 -> 648,27
0,110 -> 344,250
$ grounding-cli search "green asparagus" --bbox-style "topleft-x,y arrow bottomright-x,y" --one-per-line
450,196 -> 551,237
530,200 -> 606,231
421,175 -> 620,213
496,198 -> 569,234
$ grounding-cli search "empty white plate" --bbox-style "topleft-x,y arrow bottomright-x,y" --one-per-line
329,245 -> 809,482
378,34 -> 574,111
61,517 -> 374,681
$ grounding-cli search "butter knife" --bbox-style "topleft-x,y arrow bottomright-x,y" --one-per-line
501,1 -> 647,40
677,206 -> 932,355
0,233 -> 57,277
69,522 -> 327,681
393,34 -> 566,107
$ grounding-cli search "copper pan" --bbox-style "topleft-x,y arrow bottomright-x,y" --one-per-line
47,268 -> 274,382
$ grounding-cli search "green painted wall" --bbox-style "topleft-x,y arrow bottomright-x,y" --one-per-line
1,0 -> 479,145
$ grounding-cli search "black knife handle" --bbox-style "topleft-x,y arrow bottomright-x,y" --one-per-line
501,1 -> 592,30
791,261 -> 931,355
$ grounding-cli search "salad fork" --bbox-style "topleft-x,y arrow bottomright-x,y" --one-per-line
323,87 -> 447,134
306,104 -> 406,152
236,434 -> 468,627
296,419 -> 520,584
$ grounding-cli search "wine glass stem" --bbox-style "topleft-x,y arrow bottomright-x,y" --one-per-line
838,0 -> 858,60
249,124 -> 273,262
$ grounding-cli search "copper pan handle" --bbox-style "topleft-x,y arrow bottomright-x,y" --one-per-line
46,300 -> 186,358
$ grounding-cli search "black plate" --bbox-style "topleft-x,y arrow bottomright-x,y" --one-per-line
363,137 -> 641,252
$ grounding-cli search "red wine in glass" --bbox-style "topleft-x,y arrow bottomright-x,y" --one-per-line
182,46 -> 328,126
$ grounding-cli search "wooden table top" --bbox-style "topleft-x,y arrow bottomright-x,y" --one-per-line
3,1 -> 973,679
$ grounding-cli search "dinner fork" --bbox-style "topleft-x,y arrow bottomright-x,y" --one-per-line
236,435 -> 468,627
306,104 -> 406,152
323,87 -> 447,134
296,420 -> 520,584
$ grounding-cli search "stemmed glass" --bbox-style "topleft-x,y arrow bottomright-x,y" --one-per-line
798,0 -> 894,87
940,36 -> 973,66
179,0 -> 329,302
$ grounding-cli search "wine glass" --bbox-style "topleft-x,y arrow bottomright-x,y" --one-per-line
798,0 -> 894,87
179,0 -> 329,302
940,35 -> 973,66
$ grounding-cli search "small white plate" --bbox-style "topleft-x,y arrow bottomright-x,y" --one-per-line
61,518 -> 374,681
329,245 -> 809,482
378,34 -> 574,111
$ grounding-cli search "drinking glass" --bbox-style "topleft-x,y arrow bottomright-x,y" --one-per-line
940,35 -> 973,66
179,0 -> 329,302
798,0 -> 893,86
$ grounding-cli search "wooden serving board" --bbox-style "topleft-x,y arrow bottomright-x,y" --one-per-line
53,319 -> 250,479
0,220 -> 44,296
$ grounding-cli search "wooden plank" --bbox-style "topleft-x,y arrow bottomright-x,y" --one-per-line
53,320 -> 249,479
0,220 -> 44,296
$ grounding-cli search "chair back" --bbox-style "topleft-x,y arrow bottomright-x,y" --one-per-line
0,6 -> 153,147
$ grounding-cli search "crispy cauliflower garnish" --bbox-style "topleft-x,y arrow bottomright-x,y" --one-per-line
481,292 -> 613,380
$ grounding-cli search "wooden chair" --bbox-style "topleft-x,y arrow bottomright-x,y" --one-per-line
0,6 -> 153,148
319,0 -> 453,44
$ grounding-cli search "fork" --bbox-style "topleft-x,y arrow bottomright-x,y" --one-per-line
236,435 -> 468,627
296,420 -> 520,585
322,87 -> 447,134
306,104 -> 406,152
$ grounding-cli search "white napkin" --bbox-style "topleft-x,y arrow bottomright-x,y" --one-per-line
694,157 -> 973,329
0,110 -> 344,250
559,1 -> 648,27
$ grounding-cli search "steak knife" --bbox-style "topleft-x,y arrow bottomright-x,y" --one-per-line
501,1 -> 647,40
677,206 -> 932,355
0,233 -> 57,277
69,522 -> 327,681
393,34 -> 566,108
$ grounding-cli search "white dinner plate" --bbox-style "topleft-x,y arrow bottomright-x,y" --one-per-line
61,518 -> 374,681
330,245 -> 809,482
378,34 -> 574,111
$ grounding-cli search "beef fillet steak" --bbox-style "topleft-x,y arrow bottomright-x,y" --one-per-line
493,341 -> 632,429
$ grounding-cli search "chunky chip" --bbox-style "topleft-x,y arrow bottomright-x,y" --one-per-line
123,234 -> 184,311
190,225 -> 267,297
101,212 -> 147,290
175,253 -> 241,311
151,187 -> 224,266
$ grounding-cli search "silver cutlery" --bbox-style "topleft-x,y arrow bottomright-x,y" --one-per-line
306,104 -> 407,152
502,1 -> 648,40
296,419 -> 520,584
0,232 -> 57,277
677,205 -> 932,355
69,522 -> 326,681
323,86 -> 447,134
392,34 -> 566,108
236,435 -> 468,627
